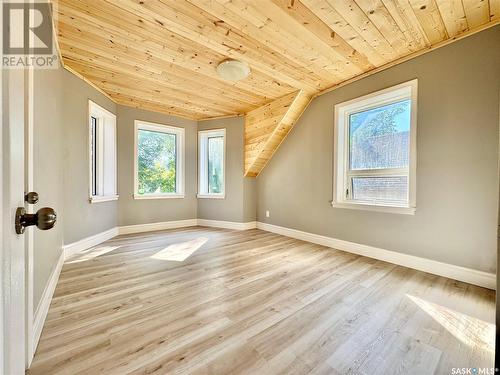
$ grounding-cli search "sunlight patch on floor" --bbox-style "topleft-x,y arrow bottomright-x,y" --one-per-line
67,246 -> 119,264
407,294 -> 495,353
150,237 -> 208,262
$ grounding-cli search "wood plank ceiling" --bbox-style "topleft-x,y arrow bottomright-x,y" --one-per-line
54,0 -> 500,176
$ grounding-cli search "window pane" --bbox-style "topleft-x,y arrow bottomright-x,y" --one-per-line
349,100 -> 410,170
208,136 -> 223,194
137,129 -> 177,195
351,176 -> 408,203
91,116 -> 97,196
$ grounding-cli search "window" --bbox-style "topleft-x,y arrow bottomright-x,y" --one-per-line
333,80 -> 417,214
198,129 -> 225,198
90,116 -> 98,196
88,100 -> 118,203
134,120 -> 185,199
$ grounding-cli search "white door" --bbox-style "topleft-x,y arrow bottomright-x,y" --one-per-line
2,66 -> 58,373
2,1 -> 59,371
1,68 -> 28,374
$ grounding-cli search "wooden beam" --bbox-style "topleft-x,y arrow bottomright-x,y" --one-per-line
244,91 -> 312,177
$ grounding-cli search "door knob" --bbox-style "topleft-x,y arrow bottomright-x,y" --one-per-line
15,207 -> 57,234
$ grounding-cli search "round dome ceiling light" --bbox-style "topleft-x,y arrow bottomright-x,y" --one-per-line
216,59 -> 250,81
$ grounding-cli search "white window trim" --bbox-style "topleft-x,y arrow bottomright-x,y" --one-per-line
197,128 -> 226,199
133,120 -> 185,200
88,100 -> 118,204
332,79 -> 418,215
90,195 -> 119,203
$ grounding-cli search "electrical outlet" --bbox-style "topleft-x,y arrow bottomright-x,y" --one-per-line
266,210 -> 270,218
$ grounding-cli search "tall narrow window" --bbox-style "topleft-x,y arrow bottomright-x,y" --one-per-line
90,116 -> 98,196
333,80 -> 417,214
88,101 -> 117,203
198,129 -> 225,198
134,120 -> 185,199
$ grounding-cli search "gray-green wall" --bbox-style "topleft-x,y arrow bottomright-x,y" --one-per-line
62,70 -> 117,245
197,117 -> 256,223
33,68 -> 118,310
256,26 -> 500,274
116,105 -> 198,226
33,68 -> 117,310
33,68 -> 64,311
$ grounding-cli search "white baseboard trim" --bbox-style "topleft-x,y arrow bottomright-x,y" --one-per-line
256,222 -> 496,290
32,251 -> 64,355
62,227 -> 119,260
197,219 -> 257,230
118,219 -> 198,235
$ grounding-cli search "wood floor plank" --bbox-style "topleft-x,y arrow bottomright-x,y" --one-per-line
28,227 -> 495,374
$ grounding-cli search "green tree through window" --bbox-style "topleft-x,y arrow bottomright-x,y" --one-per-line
349,100 -> 410,170
137,129 -> 177,194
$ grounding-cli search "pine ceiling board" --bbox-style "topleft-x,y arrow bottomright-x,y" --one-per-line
244,90 -> 311,176
353,0 -> 420,53
381,0 -> 430,48
491,0 -> 500,20
112,98 -> 224,120
57,30 -> 289,112
64,60 -> 265,112
58,1 -> 294,101
62,59 -> 257,115
434,0 -> 469,36
90,72 -> 237,116
245,91 -> 300,172
408,0 -> 449,43
106,86 -> 237,117
59,42 -> 264,114
78,74 -> 241,116
107,0 -> 321,92
189,0 -> 355,84
59,41 -> 245,116
111,95 -> 206,120
186,0 -> 338,85
261,0 -> 366,77
58,33 -> 261,109
462,0 -> 491,27
270,0 -> 375,71
196,0 -> 363,82
324,0 -> 402,60
300,0 -> 388,66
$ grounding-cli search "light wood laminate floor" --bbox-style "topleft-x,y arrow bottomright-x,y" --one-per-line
28,227 -> 495,374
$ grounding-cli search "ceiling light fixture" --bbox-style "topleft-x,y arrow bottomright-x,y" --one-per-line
216,59 -> 250,81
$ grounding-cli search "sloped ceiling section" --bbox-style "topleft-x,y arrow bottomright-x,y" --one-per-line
245,91 -> 312,177
55,0 -> 500,176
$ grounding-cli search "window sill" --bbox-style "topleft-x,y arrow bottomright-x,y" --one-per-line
89,195 -> 119,203
133,194 -> 185,200
197,194 -> 225,199
331,201 -> 416,215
